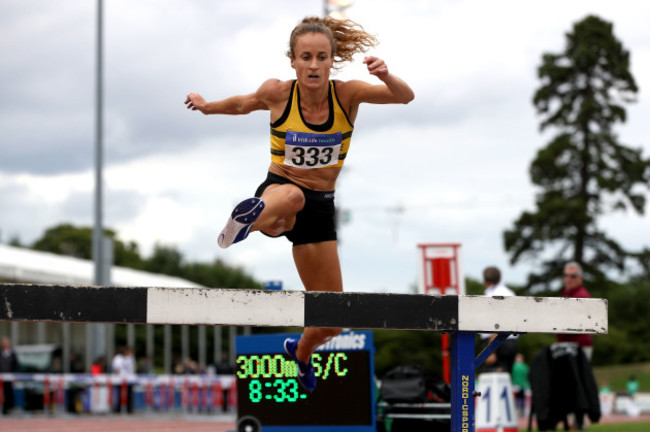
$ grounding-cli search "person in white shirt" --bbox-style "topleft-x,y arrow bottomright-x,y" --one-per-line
481,266 -> 518,373
111,349 -> 124,375
121,347 -> 136,378
111,346 -> 136,413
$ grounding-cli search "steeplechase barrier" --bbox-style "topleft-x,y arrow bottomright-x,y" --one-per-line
0,283 -> 608,431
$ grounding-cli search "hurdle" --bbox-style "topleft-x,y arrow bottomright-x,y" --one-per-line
0,283 -> 607,431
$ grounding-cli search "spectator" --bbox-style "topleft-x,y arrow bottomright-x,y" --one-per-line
137,355 -> 154,375
122,347 -> 136,377
69,352 -> 84,373
216,354 -> 234,375
111,346 -> 135,413
0,337 -> 19,414
557,261 -> 593,361
511,353 -> 531,418
182,357 -> 201,375
111,346 -> 125,375
480,266 -> 518,373
626,375 -> 639,398
91,356 -> 106,375
599,381 -> 614,417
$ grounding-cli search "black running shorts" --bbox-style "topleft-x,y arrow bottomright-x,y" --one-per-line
254,172 -> 337,245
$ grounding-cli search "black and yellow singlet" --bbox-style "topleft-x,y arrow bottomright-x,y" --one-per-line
270,80 -> 354,169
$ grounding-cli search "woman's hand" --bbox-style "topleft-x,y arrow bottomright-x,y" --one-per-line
363,56 -> 389,81
185,92 -> 207,113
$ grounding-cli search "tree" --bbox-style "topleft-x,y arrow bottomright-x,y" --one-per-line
32,224 -> 94,259
29,223 -> 261,289
183,260 -> 262,290
143,243 -> 184,277
504,15 -> 650,293
32,223 -> 143,268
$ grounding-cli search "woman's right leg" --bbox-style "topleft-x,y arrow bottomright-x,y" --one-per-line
217,183 -> 305,248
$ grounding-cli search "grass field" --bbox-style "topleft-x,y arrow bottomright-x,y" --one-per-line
522,422 -> 650,431
593,362 -> 650,391
519,362 -> 650,431
587,423 -> 650,431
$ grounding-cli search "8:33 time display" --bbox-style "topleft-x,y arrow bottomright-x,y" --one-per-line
235,331 -> 376,431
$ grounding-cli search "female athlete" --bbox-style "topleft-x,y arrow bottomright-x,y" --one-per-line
185,16 -> 413,391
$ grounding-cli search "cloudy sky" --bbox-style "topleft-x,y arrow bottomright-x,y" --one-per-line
1,0 -> 649,293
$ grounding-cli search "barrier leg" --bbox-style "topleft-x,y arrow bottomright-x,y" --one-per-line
56,377 -> 65,414
168,378 -> 175,411
145,380 -> 153,412
0,378 -> 4,415
182,378 -> 189,413
192,381 -> 199,412
213,381 -> 222,412
120,378 -> 127,414
107,378 -> 113,412
450,332 -> 476,432
474,333 -> 510,369
160,382 -> 167,411
202,381 -> 208,412
43,376 -> 51,415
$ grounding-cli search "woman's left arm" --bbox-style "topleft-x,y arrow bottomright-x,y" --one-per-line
361,56 -> 414,104
336,56 -> 414,122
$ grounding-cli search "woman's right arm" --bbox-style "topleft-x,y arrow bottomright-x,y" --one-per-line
185,79 -> 287,115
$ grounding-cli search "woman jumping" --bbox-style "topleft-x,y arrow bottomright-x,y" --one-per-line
185,16 -> 414,392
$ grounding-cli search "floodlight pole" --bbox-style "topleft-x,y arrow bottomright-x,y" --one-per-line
90,0 -> 107,372
93,3 -> 104,285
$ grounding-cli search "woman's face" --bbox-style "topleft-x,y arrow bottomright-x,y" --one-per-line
291,32 -> 333,88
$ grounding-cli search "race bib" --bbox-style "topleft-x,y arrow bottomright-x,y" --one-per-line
284,131 -> 342,169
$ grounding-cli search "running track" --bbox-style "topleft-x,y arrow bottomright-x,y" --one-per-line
0,416 -> 237,432
2,413 -> 650,431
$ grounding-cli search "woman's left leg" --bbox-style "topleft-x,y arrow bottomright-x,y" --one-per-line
291,240 -> 343,363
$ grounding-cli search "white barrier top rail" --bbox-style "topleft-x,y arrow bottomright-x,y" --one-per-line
0,283 -> 607,334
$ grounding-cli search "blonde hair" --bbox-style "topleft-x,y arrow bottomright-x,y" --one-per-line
286,16 -> 378,69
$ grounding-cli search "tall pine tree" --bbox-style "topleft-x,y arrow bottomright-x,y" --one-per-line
504,15 -> 650,293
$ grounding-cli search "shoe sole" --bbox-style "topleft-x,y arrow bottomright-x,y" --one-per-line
218,198 -> 265,248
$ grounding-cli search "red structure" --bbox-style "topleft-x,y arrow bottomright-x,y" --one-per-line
417,243 -> 464,383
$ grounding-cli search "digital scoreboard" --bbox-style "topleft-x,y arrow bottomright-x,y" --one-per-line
235,331 -> 376,432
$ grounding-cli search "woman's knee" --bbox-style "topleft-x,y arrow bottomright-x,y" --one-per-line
261,183 -> 305,214
282,185 -> 305,213
258,184 -> 303,235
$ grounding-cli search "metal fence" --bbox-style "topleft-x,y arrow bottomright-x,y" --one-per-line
0,373 -> 236,415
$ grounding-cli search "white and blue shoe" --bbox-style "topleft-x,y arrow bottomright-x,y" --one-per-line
218,197 -> 265,249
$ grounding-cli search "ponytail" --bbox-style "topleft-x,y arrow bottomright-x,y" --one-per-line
287,16 -> 377,69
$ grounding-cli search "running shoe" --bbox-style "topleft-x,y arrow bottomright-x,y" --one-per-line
284,338 -> 316,392
217,197 -> 265,249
